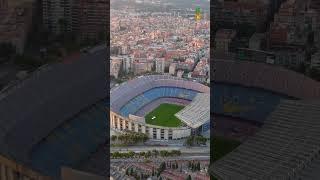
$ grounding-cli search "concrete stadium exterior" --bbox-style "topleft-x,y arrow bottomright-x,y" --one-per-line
110,75 -> 210,140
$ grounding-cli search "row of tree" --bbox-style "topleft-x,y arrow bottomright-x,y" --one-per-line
111,149 -> 181,159
111,131 -> 148,145
185,135 -> 208,146
187,161 -> 201,172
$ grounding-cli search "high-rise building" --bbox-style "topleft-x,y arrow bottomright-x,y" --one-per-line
0,0 -> 35,54
212,0 -> 269,31
122,56 -> 132,73
169,63 -> 176,75
155,58 -> 165,73
42,0 -> 72,34
42,0 -> 107,42
110,56 -> 122,79
73,0 -> 107,42
0,0 -> 7,9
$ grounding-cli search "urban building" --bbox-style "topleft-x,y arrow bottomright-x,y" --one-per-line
111,57 -> 122,79
177,70 -> 184,78
214,29 -> 236,53
42,0 -> 72,34
122,56 -> 132,73
75,0 -> 107,41
311,51 -> 320,70
132,59 -> 153,75
0,0 -> 7,8
169,63 -> 177,75
155,58 -> 165,73
43,0 -> 107,42
249,33 -> 265,50
0,0 -> 35,54
212,0 -> 269,31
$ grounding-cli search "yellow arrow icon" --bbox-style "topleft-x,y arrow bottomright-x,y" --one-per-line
195,13 -> 202,21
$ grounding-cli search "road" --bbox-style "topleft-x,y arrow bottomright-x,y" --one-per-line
111,155 -> 210,163
111,145 -> 210,154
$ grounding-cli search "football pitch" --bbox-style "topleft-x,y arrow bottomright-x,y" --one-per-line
145,103 -> 184,127
211,136 -> 241,162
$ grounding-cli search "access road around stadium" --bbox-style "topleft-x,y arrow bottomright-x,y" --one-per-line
111,145 -> 210,154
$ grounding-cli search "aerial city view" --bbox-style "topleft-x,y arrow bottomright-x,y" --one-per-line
211,0 -> 320,179
110,0 -> 210,179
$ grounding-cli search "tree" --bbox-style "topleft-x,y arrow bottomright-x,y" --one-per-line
146,151 -> 152,158
197,162 -> 201,171
186,175 -> 192,180
185,136 -> 194,147
128,151 -> 135,158
130,168 -> 134,176
308,67 -> 320,81
152,149 -> 159,157
0,43 -> 15,60
111,135 -> 117,141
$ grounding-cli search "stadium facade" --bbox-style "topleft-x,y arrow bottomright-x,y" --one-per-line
0,46 -> 108,179
211,60 -> 320,179
110,75 -> 210,140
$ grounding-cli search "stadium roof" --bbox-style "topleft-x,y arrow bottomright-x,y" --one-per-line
175,93 -> 210,128
211,100 -> 320,179
213,60 -> 320,99
0,48 -> 107,163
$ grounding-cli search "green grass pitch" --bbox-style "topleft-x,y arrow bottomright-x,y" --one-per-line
211,136 -> 241,162
145,103 -> 184,127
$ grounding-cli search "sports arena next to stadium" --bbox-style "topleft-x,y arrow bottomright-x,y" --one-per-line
110,75 -> 210,140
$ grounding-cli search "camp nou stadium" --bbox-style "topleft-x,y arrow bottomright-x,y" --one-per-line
211,60 -> 320,179
0,46 -> 108,179
110,75 -> 210,140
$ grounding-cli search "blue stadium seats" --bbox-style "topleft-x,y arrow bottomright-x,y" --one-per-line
213,83 -> 291,123
119,87 -> 198,117
30,101 -> 107,177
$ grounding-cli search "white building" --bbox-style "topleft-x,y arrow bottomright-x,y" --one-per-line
169,63 -> 177,75
177,70 -> 184,78
110,57 -> 122,79
155,58 -> 165,73
122,56 -> 132,73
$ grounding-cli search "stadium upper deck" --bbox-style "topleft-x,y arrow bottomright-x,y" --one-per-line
214,60 -> 320,99
175,93 -> 210,129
